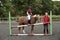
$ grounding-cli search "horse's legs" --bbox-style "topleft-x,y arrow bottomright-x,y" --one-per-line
22,27 -> 26,33
18,27 -> 21,33
31,25 -> 34,34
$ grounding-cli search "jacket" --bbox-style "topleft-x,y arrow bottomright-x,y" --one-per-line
43,15 -> 50,24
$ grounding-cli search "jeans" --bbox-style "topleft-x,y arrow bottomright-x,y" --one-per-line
43,23 -> 49,34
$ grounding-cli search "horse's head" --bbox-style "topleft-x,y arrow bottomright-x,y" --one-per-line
33,14 -> 40,21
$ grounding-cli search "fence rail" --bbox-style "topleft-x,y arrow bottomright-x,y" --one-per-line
0,16 -> 60,21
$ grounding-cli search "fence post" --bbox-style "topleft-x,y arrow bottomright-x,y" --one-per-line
9,11 -> 12,35
50,11 -> 52,35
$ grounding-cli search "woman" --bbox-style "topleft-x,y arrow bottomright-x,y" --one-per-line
43,12 -> 50,35
27,8 -> 32,24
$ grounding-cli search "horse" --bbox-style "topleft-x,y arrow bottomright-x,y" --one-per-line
18,14 -> 40,34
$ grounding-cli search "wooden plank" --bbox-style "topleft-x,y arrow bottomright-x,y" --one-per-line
11,34 -> 51,36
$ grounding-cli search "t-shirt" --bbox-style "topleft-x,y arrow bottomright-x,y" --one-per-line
27,15 -> 31,20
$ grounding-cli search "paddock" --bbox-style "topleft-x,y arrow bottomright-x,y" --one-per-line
0,21 -> 60,40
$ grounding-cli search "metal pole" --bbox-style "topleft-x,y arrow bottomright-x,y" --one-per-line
9,11 -> 12,35
50,11 -> 52,35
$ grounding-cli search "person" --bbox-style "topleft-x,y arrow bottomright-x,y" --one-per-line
27,8 -> 32,24
43,12 -> 50,35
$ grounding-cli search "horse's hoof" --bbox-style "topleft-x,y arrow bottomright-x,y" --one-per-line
28,33 -> 34,36
28,34 -> 34,36
23,30 -> 26,34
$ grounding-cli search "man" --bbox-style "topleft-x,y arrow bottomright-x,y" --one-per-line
43,12 -> 50,35
27,8 -> 32,24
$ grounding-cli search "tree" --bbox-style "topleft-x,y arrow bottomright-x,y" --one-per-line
42,0 -> 53,15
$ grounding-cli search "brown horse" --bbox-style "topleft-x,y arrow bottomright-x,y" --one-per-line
18,15 -> 39,34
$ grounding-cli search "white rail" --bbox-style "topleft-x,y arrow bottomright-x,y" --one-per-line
12,23 -> 43,28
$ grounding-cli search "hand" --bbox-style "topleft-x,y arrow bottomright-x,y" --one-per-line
48,23 -> 50,25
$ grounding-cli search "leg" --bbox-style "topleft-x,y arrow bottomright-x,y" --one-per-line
22,27 -> 26,33
18,23 -> 21,33
22,27 -> 24,30
18,27 -> 21,33
46,24 -> 49,34
43,24 -> 46,34
31,25 -> 34,34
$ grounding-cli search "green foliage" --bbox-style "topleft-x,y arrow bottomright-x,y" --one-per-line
53,1 -> 60,15
0,0 -> 60,17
